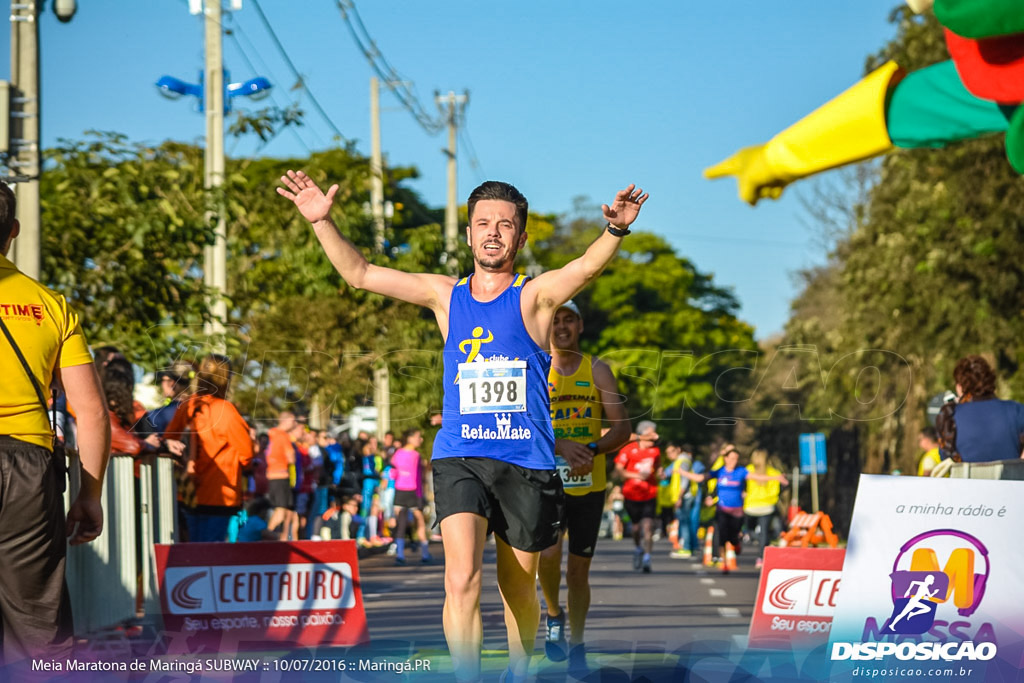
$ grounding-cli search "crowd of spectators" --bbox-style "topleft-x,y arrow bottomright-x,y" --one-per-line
67,346 -> 436,553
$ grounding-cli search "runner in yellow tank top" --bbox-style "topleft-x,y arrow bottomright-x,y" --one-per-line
538,300 -> 631,673
550,350 -> 605,494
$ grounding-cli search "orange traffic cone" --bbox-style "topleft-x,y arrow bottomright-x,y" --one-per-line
724,542 -> 738,571
702,526 -> 715,567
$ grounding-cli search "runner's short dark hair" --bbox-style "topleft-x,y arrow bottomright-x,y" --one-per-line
467,181 -> 528,232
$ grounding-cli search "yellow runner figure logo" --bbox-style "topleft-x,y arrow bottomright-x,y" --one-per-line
458,326 -> 494,363
455,326 -> 494,384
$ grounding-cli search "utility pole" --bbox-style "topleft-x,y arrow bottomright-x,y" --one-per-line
204,0 -> 227,344
373,365 -> 390,438
435,91 -> 467,277
369,77 -> 385,253
368,77 -> 391,435
9,0 -> 41,279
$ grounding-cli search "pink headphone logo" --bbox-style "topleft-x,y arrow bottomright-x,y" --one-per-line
890,529 -> 990,618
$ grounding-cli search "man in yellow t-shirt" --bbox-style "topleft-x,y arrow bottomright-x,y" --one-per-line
0,182 -> 111,667
538,300 -> 630,670
917,427 -> 942,477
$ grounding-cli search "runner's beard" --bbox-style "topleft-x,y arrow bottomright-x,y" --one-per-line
475,244 -> 518,270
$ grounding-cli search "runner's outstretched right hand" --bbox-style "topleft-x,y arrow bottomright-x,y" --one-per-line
277,170 -> 339,223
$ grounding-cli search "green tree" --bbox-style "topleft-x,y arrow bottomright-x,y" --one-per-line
533,209 -> 758,445
40,132 -> 214,366
751,5 -> 1024,478
223,148 -> 445,427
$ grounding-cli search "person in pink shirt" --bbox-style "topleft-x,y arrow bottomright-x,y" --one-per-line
390,428 -> 433,565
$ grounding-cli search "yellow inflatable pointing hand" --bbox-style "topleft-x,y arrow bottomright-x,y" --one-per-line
705,61 -> 903,206
704,144 -> 788,206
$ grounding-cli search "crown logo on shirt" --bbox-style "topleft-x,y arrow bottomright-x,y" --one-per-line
495,413 -> 511,429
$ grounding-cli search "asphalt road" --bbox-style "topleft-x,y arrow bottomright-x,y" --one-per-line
356,534 -> 766,681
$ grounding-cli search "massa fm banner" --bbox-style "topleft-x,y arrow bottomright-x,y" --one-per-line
827,475 -> 1023,682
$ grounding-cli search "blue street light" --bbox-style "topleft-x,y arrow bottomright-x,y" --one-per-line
154,71 -> 271,113
155,75 -> 203,101
227,76 -> 272,100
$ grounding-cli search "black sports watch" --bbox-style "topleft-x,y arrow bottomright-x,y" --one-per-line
605,222 -> 631,237
586,442 -> 600,455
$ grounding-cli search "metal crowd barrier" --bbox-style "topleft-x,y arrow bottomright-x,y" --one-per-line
65,453 -> 179,636
949,458 -> 1024,480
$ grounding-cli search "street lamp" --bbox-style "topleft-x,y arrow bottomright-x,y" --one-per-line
53,0 -> 77,23
154,71 -> 271,111
154,65 -> 270,344
227,76 -> 272,101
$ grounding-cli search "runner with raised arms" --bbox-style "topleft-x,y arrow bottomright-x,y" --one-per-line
278,172 -> 648,682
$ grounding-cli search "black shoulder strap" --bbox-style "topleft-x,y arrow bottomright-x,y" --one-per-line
0,314 -> 57,429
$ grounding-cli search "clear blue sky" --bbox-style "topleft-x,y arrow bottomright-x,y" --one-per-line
2,0 -> 901,338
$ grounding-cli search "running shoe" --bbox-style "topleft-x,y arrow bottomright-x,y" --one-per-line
670,549 -> 692,559
633,548 -> 644,571
755,557 -> 764,569
499,666 -> 527,683
394,556 -> 406,566
544,609 -> 568,662
421,553 -> 433,564
642,555 -> 652,573
568,644 -> 588,679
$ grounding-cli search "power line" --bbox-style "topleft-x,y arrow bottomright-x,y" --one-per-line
225,16 -> 323,153
458,128 -> 486,182
455,99 -> 486,181
226,12 -> 279,86
335,0 -> 445,135
248,0 -> 350,144
176,0 -> 327,152
225,29 -> 314,155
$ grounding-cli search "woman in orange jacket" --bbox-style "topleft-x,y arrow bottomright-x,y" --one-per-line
165,354 -> 253,543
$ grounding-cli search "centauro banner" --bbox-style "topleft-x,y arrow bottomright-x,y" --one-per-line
154,540 -> 369,652
828,475 -> 1024,681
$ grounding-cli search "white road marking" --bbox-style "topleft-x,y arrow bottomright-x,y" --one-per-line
699,578 -> 716,585
718,607 -> 741,618
709,588 -> 727,598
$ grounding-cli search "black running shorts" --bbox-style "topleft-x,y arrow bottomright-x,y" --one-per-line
716,507 -> 745,548
432,456 -> 564,552
623,497 -> 657,523
394,489 -> 423,510
562,490 -> 606,559
267,478 -> 294,510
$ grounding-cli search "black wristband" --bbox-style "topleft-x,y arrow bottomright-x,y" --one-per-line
605,222 -> 631,237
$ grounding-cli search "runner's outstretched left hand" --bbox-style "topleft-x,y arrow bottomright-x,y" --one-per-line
277,170 -> 339,223
602,184 -> 649,229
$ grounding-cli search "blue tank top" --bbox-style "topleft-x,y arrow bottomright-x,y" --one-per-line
712,466 -> 749,509
432,274 -> 556,470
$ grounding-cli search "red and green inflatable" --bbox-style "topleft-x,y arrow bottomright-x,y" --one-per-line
706,0 -> 1024,205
